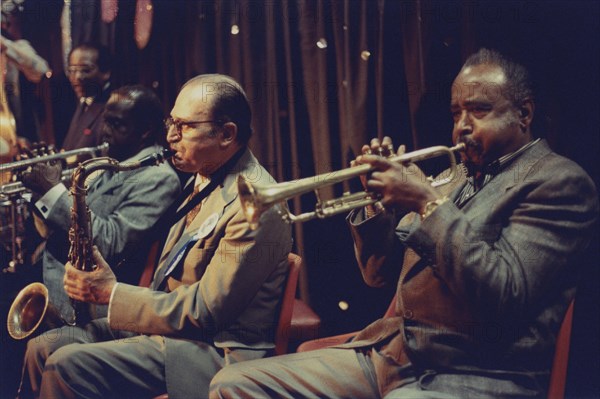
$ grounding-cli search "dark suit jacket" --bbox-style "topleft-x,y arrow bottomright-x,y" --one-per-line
61,84 -> 111,151
346,139 -> 598,398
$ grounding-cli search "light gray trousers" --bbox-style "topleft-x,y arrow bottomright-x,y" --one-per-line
209,348 -> 461,399
18,318 -> 226,399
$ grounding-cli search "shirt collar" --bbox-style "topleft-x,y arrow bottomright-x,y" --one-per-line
79,82 -> 111,106
80,96 -> 94,106
194,174 -> 211,192
467,138 -> 540,190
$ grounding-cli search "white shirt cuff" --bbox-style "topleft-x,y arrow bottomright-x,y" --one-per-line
106,282 -> 120,325
35,184 -> 67,218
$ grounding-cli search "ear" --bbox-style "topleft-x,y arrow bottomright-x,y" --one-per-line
518,98 -> 534,132
219,122 -> 238,148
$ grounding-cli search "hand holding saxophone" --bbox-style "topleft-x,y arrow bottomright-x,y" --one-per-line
63,246 -> 116,305
353,136 -> 441,215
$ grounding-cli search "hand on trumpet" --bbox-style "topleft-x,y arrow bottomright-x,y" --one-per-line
21,160 -> 63,197
64,246 -> 117,305
354,136 -> 441,215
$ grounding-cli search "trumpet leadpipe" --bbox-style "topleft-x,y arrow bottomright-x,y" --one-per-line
1,142 -> 109,173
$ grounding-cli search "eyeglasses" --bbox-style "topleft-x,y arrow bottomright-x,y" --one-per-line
164,117 -> 223,136
67,65 -> 98,76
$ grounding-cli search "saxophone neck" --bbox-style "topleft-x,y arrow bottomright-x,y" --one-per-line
120,147 -> 174,169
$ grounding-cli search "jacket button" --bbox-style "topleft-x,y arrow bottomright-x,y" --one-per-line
403,309 -> 414,319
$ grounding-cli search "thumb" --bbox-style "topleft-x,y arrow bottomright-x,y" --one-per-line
397,144 -> 406,156
92,246 -> 109,270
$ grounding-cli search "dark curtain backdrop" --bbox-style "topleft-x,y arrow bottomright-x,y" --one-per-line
6,1 -> 598,397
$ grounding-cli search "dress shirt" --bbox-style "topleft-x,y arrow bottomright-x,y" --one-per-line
35,184 -> 68,218
455,138 -> 540,207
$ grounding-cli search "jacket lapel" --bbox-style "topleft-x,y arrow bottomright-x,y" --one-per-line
182,149 -> 251,233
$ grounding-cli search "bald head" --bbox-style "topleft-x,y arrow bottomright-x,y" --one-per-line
181,74 -> 253,144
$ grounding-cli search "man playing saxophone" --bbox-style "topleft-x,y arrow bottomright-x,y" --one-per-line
18,74 -> 292,399
21,85 -> 180,323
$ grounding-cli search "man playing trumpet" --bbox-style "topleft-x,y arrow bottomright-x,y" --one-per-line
210,49 -> 598,399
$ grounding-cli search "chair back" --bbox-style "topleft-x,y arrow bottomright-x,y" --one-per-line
274,253 -> 302,355
383,293 -> 397,318
547,300 -> 574,399
137,240 -> 161,288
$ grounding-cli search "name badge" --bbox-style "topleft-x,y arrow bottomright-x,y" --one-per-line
194,212 -> 220,240
163,213 -> 220,278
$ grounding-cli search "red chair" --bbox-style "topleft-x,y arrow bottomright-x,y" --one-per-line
289,298 -> 321,348
274,253 -> 302,355
137,240 -> 161,288
547,300 -> 574,399
297,295 -> 575,399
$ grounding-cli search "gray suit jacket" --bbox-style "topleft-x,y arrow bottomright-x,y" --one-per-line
109,148 -> 293,398
42,144 -> 181,322
346,139 -> 598,398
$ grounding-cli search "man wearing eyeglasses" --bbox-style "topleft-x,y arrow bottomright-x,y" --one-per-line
18,74 -> 292,399
60,42 -> 112,151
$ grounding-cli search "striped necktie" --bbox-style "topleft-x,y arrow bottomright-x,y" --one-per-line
185,185 -> 202,228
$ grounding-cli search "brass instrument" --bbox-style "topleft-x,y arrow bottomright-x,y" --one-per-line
0,168 -> 75,196
1,142 -> 109,174
7,148 -> 173,339
0,40 -> 17,180
238,143 -> 466,229
1,143 -> 109,272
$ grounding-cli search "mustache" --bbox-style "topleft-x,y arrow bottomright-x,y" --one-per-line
458,137 -> 480,152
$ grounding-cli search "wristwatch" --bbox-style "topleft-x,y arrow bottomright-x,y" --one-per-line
420,196 -> 448,220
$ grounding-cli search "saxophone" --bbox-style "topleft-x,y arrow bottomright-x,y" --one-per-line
7,148 -> 173,338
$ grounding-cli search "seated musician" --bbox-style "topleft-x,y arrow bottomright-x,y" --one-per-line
60,42 -> 113,151
209,49 -> 599,399
18,74 -> 292,399
21,85 -> 181,322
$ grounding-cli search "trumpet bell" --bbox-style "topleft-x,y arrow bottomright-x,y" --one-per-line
237,175 -> 262,230
7,282 -> 64,340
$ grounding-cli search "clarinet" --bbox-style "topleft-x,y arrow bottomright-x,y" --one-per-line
67,148 -> 173,325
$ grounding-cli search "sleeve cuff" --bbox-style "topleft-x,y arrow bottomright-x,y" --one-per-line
35,184 -> 67,218
106,282 -> 120,325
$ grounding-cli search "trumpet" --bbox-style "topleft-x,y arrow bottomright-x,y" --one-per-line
0,142 -> 109,174
0,168 -> 75,197
238,143 -> 465,229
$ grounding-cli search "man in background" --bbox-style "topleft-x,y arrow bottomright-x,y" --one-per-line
59,42 -> 112,150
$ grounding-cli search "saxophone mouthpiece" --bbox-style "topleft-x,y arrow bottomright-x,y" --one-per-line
160,148 -> 175,160
136,148 -> 174,167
